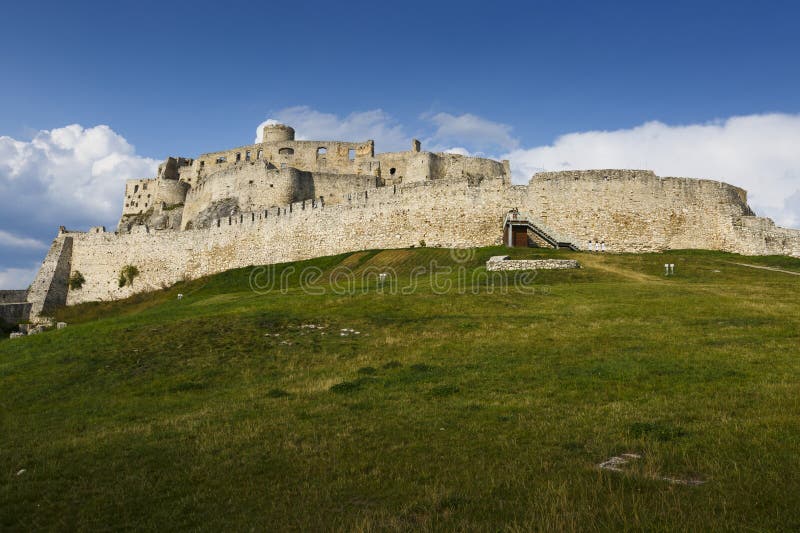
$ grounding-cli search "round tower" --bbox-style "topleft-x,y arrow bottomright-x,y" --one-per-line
262,124 -> 295,143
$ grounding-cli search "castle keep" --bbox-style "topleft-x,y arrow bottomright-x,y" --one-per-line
6,123 -> 800,321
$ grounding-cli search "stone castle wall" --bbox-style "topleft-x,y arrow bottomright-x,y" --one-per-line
374,151 -> 509,184
731,216 -> 800,256
525,170 -> 767,252
51,170 -> 800,308
20,121 -> 800,318
63,177 -> 517,305
193,139 -> 378,180
0,290 -> 28,304
28,235 -> 73,318
0,303 -> 31,326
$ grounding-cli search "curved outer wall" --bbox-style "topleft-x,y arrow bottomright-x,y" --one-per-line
154,179 -> 189,207
525,170 -> 757,252
263,124 -> 295,143
22,169 -> 800,316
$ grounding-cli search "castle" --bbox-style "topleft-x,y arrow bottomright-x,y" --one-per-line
3,123 -> 800,324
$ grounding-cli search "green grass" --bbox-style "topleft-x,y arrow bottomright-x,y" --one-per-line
2,246 -> 800,531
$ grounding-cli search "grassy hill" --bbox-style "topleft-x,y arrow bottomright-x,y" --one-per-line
2,246 -> 800,531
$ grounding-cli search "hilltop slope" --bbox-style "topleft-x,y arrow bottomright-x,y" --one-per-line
2,247 -> 800,530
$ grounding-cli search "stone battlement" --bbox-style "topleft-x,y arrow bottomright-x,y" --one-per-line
17,124 -> 800,321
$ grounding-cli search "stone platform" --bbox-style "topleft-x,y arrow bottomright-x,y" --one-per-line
485,256 -> 580,271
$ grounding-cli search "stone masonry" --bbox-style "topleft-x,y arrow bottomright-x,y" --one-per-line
486,256 -> 581,271
14,123 -> 800,321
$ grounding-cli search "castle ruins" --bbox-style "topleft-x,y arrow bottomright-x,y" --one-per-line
3,123 -> 799,323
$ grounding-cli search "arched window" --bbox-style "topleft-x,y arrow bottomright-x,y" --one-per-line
133,184 -> 139,193
348,148 -> 356,161
278,147 -> 294,156
317,147 -> 327,157
257,149 -> 263,160
245,150 -> 251,161
236,153 -> 241,162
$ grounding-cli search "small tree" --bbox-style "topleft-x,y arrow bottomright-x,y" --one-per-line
68,271 -> 85,290
118,265 -> 140,288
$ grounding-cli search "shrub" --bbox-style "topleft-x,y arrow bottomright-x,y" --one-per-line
118,265 -> 140,288
419,239 -> 427,248
68,271 -> 85,290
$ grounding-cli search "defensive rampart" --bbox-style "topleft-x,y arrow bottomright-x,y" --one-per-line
18,122 -> 800,318
40,170 -> 799,309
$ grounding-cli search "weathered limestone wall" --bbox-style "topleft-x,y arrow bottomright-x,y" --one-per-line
431,153 -> 510,182
65,177 -> 517,305
308,172 -> 383,205
375,152 -> 434,183
28,235 -> 73,318
523,170 -> 761,252
730,216 -> 800,256
122,179 -> 157,215
122,177 -> 189,216
26,165 -> 800,314
180,164 -> 385,230
0,290 -> 28,304
0,303 -> 32,325
486,257 -> 580,271
193,139 -> 378,179
374,152 -> 509,184
157,157 -> 193,180
181,165 -> 304,229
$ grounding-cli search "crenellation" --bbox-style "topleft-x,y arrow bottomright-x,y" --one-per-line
16,123 -> 800,321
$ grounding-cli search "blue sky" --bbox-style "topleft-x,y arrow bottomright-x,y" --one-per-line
2,0 -> 800,288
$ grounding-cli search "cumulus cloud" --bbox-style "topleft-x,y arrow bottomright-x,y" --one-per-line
255,106 -> 409,151
424,112 -> 519,153
0,124 -> 158,288
0,265 -> 39,290
442,147 -> 472,156
503,114 -> 800,228
0,124 -> 158,229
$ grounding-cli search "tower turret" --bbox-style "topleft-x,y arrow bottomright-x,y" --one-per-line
262,124 -> 295,143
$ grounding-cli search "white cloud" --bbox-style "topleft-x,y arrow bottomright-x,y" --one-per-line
424,112 -> 519,153
442,147 -> 472,156
0,124 -> 158,229
0,230 -> 47,249
0,265 -> 39,290
0,124 -> 158,285
503,114 -> 800,228
254,106 -> 409,151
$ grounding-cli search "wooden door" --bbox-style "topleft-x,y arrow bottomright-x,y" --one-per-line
512,226 -> 528,247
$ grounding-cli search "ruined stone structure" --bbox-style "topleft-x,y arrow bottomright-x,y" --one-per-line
486,256 -> 581,271
15,123 -> 800,322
